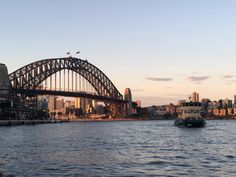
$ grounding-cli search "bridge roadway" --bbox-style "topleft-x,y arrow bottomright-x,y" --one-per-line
12,88 -> 127,104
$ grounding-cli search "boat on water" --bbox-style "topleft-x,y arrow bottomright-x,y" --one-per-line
175,102 -> 206,128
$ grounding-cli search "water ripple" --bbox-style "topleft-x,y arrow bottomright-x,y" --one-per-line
0,120 -> 236,176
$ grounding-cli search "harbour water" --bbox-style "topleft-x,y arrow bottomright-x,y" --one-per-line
0,120 -> 236,176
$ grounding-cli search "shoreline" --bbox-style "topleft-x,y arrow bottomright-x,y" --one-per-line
1,118 -> 236,126
0,119 -> 65,126
67,118 -> 150,122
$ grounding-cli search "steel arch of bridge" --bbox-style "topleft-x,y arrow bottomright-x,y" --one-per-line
9,57 -> 124,102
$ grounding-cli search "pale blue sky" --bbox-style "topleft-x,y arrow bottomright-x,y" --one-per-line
1,0 -> 236,106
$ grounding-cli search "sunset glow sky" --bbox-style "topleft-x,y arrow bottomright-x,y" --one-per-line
1,0 -> 236,106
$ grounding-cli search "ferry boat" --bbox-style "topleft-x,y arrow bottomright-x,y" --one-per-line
175,102 -> 206,127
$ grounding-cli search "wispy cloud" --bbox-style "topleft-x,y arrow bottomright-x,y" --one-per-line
223,79 -> 236,85
225,83 -> 232,85
165,86 -> 173,89
146,77 -> 173,81
177,74 -> 187,77
192,72 -> 201,75
222,75 -> 234,79
188,76 -> 210,82
132,89 -> 145,92
229,80 -> 236,82
162,93 -> 186,98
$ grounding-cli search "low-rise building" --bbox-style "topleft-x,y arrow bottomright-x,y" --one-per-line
208,101 -> 219,109
165,103 -> 177,114
213,109 -> 220,116
156,106 -> 167,115
220,109 -> 226,116
234,108 -> 236,115
228,108 -> 233,115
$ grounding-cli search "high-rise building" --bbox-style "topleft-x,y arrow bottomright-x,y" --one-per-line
222,98 -> 232,108
74,98 -> 94,113
218,99 -> 223,108
124,88 -> 132,115
37,95 -> 48,111
56,99 -> 64,111
64,100 -> 72,108
86,99 -> 93,113
75,98 -> 81,108
80,98 -> 86,113
234,95 -> 236,106
92,100 -> 97,108
190,92 -> 199,102
48,96 -> 57,113
95,104 -> 104,114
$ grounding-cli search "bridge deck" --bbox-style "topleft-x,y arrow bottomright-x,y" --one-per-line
12,88 -> 127,103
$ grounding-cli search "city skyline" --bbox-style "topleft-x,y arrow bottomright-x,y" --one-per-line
1,0 -> 236,106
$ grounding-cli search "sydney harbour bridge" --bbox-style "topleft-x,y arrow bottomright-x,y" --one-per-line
0,57 -> 133,118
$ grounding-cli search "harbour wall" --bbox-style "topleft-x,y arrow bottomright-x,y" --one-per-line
0,119 -> 66,126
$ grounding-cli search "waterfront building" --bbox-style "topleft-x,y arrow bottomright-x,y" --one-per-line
56,99 -> 64,112
208,101 -> 219,109
165,103 -> 177,114
75,98 -> 81,108
234,108 -> 236,115
85,99 -> 93,113
218,100 -> 223,108
48,96 -> 57,113
95,104 -> 104,114
213,109 -> 220,116
201,98 -> 210,115
80,98 -> 86,113
75,98 -> 96,113
156,106 -> 167,115
228,108 -> 233,115
222,99 -> 232,108
37,95 -> 48,111
220,109 -> 226,116
64,100 -> 72,108
92,100 -> 97,108
147,106 -> 156,117
207,109 -> 213,116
